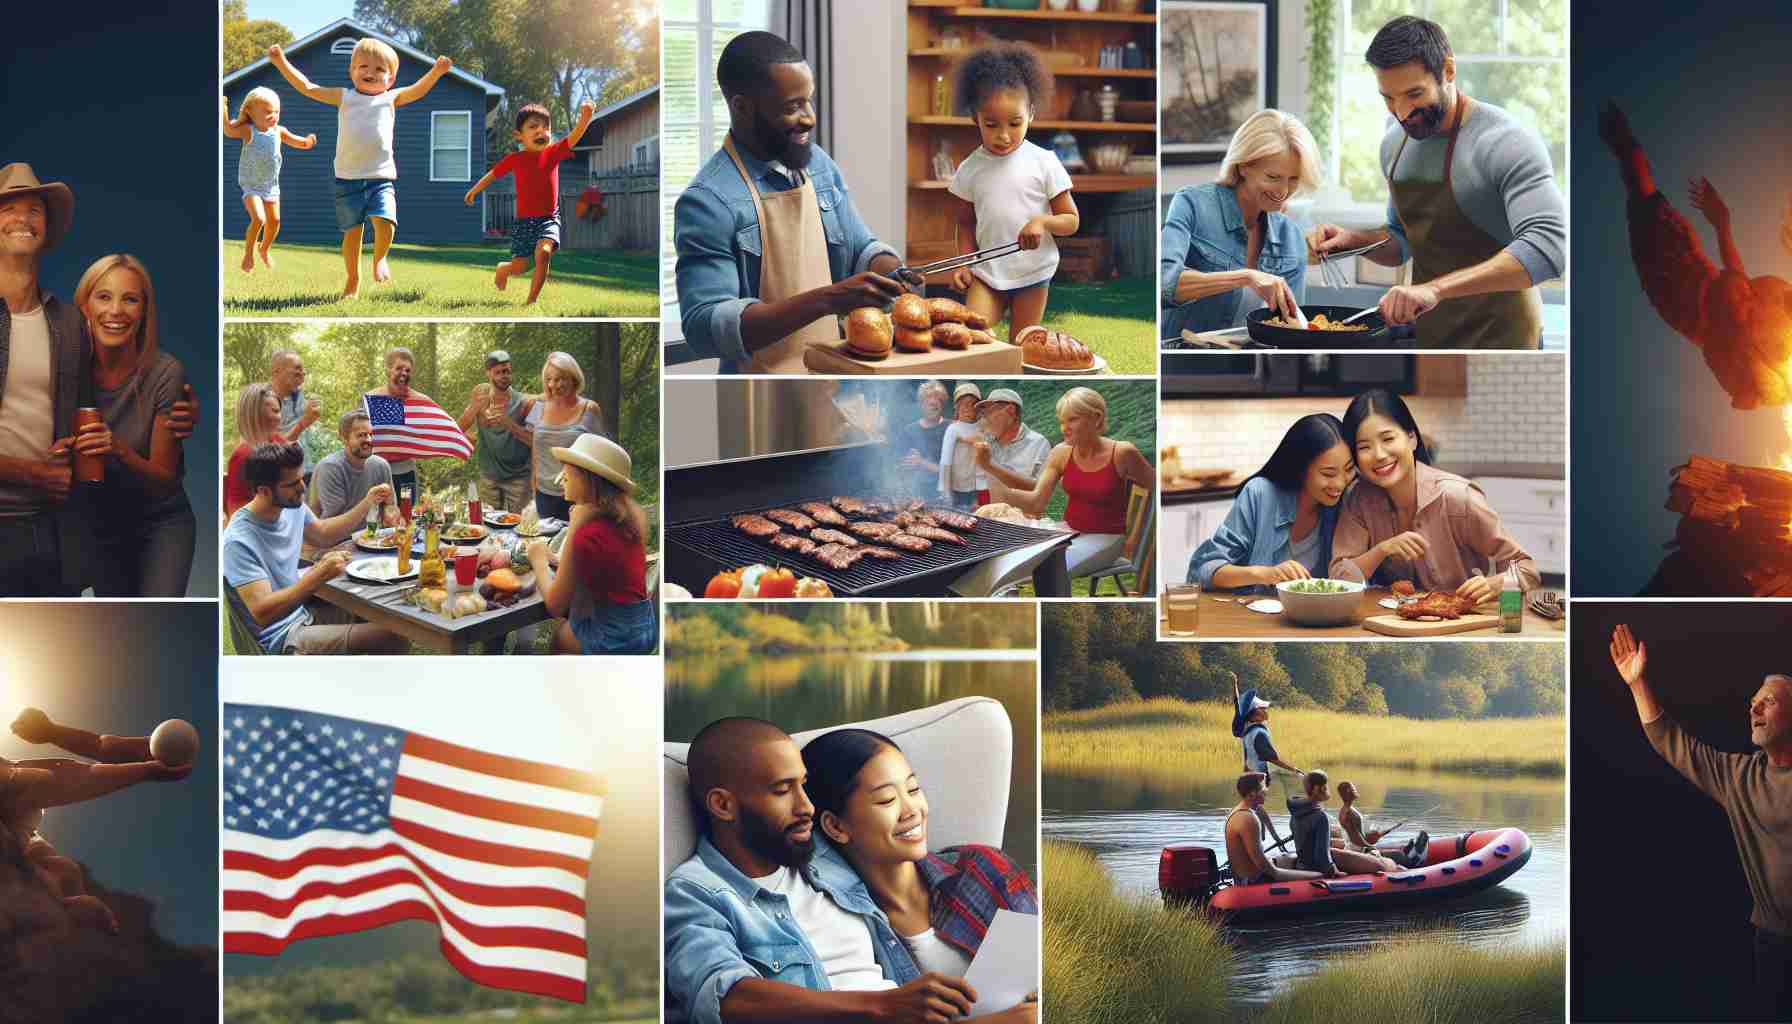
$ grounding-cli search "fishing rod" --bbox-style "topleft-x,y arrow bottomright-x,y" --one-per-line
1374,802 -> 1445,842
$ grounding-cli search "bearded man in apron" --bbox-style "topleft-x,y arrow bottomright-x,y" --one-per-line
674,32 -> 913,374
1307,17 -> 1566,350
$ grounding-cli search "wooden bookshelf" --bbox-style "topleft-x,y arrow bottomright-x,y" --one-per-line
905,1 -> 1157,283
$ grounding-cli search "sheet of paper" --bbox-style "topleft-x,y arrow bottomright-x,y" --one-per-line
963,908 -> 1039,1017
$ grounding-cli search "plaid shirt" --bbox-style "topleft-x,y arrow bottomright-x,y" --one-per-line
918,844 -> 1038,957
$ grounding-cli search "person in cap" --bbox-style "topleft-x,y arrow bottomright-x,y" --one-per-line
1229,670 -> 1306,782
526,433 -> 654,654
457,348 -> 536,513
0,164 -> 196,596
966,387 -> 1051,507
935,382 -> 986,509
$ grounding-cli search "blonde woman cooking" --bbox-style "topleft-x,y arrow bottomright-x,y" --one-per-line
525,350 -> 604,522
526,434 -> 654,654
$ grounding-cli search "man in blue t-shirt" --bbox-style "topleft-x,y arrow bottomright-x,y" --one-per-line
221,442 -> 406,655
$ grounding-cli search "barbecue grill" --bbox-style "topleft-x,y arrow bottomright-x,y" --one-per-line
665,442 -> 1074,596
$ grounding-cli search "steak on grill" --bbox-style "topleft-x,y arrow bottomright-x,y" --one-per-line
768,533 -> 817,555
730,514 -> 781,539
813,543 -> 866,570
906,525 -> 966,545
859,545 -> 904,560
799,502 -> 849,526
809,528 -> 860,547
831,496 -> 870,516
930,510 -> 978,532
765,508 -> 818,531
849,521 -> 903,540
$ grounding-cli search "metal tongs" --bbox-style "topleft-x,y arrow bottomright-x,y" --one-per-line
894,242 -> 1024,286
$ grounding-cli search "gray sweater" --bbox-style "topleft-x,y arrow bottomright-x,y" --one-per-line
1646,715 -> 1792,934
1379,97 -> 1566,286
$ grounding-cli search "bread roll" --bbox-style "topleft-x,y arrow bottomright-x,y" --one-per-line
967,329 -> 999,346
963,309 -> 991,331
927,298 -> 969,324
892,293 -> 931,330
894,326 -> 934,353
1021,327 -> 1095,370
933,323 -> 972,350
845,308 -> 892,357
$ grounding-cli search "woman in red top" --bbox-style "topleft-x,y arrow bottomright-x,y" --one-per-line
527,433 -> 655,654
223,382 -> 286,523
983,386 -> 1153,583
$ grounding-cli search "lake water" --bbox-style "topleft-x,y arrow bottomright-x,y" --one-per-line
1044,765 -> 1565,1009
667,651 -> 1038,874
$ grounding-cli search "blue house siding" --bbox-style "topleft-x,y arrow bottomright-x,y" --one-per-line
223,25 -> 494,246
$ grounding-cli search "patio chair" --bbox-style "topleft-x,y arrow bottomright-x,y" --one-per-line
1076,482 -> 1156,597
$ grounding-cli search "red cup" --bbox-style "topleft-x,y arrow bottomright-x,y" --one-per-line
454,547 -> 478,587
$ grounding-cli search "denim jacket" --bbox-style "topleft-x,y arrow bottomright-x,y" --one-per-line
674,137 -> 898,372
1159,183 -> 1307,338
1187,476 -> 1336,591
664,835 -> 921,1024
0,291 -> 94,587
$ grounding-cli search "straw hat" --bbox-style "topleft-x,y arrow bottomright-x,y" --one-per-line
552,433 -> 635,493
0,164 -> 73,250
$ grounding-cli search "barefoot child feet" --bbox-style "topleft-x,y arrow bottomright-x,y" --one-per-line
947,42 -> 1079,341
221,89 -> 316,273
465,99 -> 596,304
265,40 -> 453,299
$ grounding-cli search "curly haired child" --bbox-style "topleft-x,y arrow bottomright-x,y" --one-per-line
221,88 -> 317,273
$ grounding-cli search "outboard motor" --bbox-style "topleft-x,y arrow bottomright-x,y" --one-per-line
1159,843 -> 1221,907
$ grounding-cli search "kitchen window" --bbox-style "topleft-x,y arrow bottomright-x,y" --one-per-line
429,110 -> 473,182
662,0 -> 772,355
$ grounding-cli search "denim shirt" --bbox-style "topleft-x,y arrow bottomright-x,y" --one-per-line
664,835 -> 921,1024
1159,183 -> 1307,338
1187,476 -> 1336,590
674,137 -> 898,372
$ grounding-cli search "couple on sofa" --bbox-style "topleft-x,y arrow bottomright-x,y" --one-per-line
664,707 -> 1038,1023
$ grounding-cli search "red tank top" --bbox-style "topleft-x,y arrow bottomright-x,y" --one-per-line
1062,444 -> 1129,534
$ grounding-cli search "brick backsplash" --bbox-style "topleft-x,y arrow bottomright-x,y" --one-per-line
1161,356 -> 1565,473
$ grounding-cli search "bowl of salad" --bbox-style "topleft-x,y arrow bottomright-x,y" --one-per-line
1274,578 -> 1366,626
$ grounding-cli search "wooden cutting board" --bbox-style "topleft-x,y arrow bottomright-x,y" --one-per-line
803,339 -> 1026,375
1361,612 -> 1502,637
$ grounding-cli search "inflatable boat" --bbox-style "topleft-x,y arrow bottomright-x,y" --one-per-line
1160,827 -> 1532,921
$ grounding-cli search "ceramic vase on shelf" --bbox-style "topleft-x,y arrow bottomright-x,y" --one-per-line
1097,84 -> 1119,122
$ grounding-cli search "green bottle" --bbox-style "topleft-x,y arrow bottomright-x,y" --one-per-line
1500,565 -> 1523,633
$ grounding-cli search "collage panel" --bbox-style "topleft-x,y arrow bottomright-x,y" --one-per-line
219,321 -> 661,656
662,0 -> 1157,376
219,659 -> 660,1022
1159,352 -> 1566,638
2,10 -> 220,598
1042,602 -> 1565,1022
219,3 -> 659,318
0,602 -> 218,1020
661,377 -> 1155,598
663,600 -> 1040,1021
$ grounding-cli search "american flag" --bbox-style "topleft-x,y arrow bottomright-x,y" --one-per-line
364,392 -> 473,461
221,703 -> 603,1002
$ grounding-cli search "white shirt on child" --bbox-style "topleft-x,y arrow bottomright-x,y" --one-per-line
948,140 -> 1074,291
752,865 -> 896,992
938,420 -> 988,495
336,88 -> 398,180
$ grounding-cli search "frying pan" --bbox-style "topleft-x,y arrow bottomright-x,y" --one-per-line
1245,305 -> 1396,349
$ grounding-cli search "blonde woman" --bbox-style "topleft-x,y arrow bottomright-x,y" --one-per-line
220,86 -> 316,273
975,386 -> 1153,578
225,382 -> 286,521
524,351 -> 604,521
526,434 -> 654,654
73,255 -> 196,596
1160,109 -> 1324,337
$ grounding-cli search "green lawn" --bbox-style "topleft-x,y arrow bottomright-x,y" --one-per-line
1034,276 -> 1156,376
222,242 -> 658,318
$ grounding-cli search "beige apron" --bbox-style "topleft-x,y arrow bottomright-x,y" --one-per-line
1388,95 -> 1543,350
723,137 -> 839,373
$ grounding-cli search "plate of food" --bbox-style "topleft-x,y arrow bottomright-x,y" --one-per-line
354,528 -> 405,552
1024,353 -> 1109,375
1016,326 -> 1102,374
483,511 -> 521,528
514,517 -> 566,538
442,523 -> 488,543
344,556 -> 416,584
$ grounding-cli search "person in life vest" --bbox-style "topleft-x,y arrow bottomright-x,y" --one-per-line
1230,670 -> 1307,784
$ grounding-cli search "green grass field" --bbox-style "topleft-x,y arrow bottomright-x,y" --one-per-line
1047,698 -> 1566,778
1258,934 -> 1565,1024
222,242 -> 658,317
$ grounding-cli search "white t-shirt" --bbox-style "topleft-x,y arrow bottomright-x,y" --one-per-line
948,140 -> 1074,290
938,420 -> 988,494
0,307 -> 55,516
901,927 -> 972,979
336,88 -> 399,180
754,866 -> 895,993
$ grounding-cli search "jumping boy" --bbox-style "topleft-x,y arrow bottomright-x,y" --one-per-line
265,40 -> 454,299
464,100 -> 596,304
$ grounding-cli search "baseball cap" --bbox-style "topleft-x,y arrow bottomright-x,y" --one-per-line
485,350 -> 512,368
953,382 -> 982,402
974,388 -> 1023,416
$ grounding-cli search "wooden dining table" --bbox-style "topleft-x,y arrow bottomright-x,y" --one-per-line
1161,587 -> 1565,639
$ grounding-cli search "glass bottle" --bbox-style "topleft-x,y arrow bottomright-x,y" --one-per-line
466,480 -> 483,527
1500,564 -> 1524,633
932,73 -> 950,117
420,522 -> 445,588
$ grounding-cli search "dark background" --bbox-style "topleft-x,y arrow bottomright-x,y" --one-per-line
1,8 -> 220,595
1570,2 -> 1792,596
1571,602 -> 1789,1022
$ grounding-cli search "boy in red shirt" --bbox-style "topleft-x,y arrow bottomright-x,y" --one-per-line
465,99 -> 595,303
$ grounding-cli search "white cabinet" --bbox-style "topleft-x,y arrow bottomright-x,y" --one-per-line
1159,497 -> 1236,588
1472,476 -> 1567,577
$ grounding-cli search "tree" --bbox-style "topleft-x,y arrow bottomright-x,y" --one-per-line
1435,676 -> 1490,719
1277,643 -> 1368,709
1085,660 -> 1141,707
223,0 -> 293,77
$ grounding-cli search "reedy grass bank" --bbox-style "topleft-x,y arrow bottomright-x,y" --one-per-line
1043,840 -> 1232,1024
1047,698 -> 1564,777
1257,934 -> 1565,1024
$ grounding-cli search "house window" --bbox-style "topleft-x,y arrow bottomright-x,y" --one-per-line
661,0 -> 771,347
1332,1 -> 1567,217
330,39 -> 357,56
430,110 -> 473,182
633,135 -> 659,167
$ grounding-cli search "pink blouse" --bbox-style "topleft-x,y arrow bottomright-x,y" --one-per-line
1328,462 -> 1540,591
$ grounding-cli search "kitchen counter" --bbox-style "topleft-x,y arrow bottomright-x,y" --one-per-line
1161,588 -> 1564,639
1445,462 -> 1565,481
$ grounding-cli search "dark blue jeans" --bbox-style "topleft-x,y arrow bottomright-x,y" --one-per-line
571,599 -> 657,654
0,513 -> 77,597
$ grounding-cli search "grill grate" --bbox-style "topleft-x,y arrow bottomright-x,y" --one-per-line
667,499 -> 1069,596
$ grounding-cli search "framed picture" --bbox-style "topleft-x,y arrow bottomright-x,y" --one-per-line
1161,0 -> 1277,165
